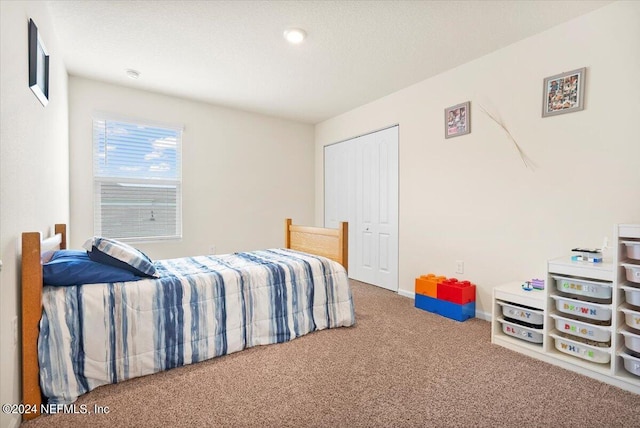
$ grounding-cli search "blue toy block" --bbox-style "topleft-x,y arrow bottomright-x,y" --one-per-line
415,294 -> 438,313
433,299 -> 476,322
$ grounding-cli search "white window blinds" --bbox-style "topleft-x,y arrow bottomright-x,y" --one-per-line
93,118 -> 182,241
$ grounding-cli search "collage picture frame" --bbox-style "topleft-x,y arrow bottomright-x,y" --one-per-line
444,101 -> 470,139
542,67 -> 585,117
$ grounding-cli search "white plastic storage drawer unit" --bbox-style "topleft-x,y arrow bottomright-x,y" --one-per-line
619,352 -> 640,377
621,285 -> 640,308
550,333 -> 611,364
552,275 -> 612,300
498,318 -> 543,344
491,281 -> 546,355
549,314 -> 611,343
620,329 -> 640,353
620,305 -> 640,331
622,240 -> 640,261
497,301 -> 544,327
621,263 -> 640,284
550,295 -> 612,322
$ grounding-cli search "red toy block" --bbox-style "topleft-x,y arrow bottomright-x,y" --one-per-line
437,279 -> 476,304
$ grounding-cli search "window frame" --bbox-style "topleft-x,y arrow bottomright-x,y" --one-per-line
92,116 -> 183,243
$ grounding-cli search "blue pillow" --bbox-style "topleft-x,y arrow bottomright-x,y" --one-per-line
82,237 -> 158,278
43,250 -> 141,286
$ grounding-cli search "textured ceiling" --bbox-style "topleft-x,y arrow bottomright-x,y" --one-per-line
46,0 -> 612,124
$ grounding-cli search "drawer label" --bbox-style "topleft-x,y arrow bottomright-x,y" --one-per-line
559,342 -> 595,359
561,281 -> 600,294
562,322 -> 594,337
505,325 -> 533,339
562,303 -> 597,316
507,308 -> 533,319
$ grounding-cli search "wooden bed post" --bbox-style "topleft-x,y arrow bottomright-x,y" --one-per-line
21,232 -> 43,420
21,224 -> 66,420
284,218 -> 292,249
55,224 -> 66,250
339,221 -> 348,273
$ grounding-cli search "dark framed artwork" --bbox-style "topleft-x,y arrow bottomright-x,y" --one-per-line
445,101 -> 470,139
29,18 -> 49,107
542,67 -> 585,117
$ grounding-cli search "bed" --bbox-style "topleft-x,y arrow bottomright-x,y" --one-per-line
21,219 -> 353,420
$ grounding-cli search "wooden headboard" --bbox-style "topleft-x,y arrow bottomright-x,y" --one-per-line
21,224 -> 66,420
284,218 -> 348,271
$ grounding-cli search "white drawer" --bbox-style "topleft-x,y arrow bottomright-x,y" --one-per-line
552,275 -> 611,300
550,295 -> 611,322
619,352 -> 640,377
620,305 -> 640,330
550,333 -> 611,364
498,318 -> 543,344
497,301 -> 544,326
550,314 -> 610,343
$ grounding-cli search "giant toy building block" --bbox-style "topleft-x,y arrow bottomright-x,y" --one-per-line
415,274 -> 476,322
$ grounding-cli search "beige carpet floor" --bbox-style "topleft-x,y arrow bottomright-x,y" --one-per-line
23,280 -> 640,427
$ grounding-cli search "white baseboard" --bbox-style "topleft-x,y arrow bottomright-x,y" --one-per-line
474,310 -> 491,321
397,289 -> 491,321
397,289 -> 415,299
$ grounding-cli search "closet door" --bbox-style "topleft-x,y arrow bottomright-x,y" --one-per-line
324,126 -> 398,291
324,139 -> 353,235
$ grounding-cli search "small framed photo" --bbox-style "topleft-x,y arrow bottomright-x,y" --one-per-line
28,18 -> 49,107
444,101 -> 470,139
542,67 -> 585,118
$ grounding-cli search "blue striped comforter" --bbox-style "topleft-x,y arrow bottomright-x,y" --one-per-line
38,249 -> 355,404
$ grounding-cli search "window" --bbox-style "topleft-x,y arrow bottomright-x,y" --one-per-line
93,118 -> 182,242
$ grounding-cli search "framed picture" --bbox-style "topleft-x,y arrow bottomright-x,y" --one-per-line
542,67 -> 585,117
28,18 -> 49,107
444,101 -> 470,139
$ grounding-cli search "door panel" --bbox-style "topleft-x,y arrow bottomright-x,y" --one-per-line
379,233 -> 390,272
324,126 -> 398,291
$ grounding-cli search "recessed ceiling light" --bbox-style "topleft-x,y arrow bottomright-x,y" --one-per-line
126,69 -> 141,79
284,28 -> 306,44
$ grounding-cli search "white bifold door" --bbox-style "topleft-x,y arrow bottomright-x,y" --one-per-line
324,126 -> 398,292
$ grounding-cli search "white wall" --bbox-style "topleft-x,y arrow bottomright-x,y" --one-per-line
69,77 -> 315,259
0,2 -> 69,427
315,1 -> 640,316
